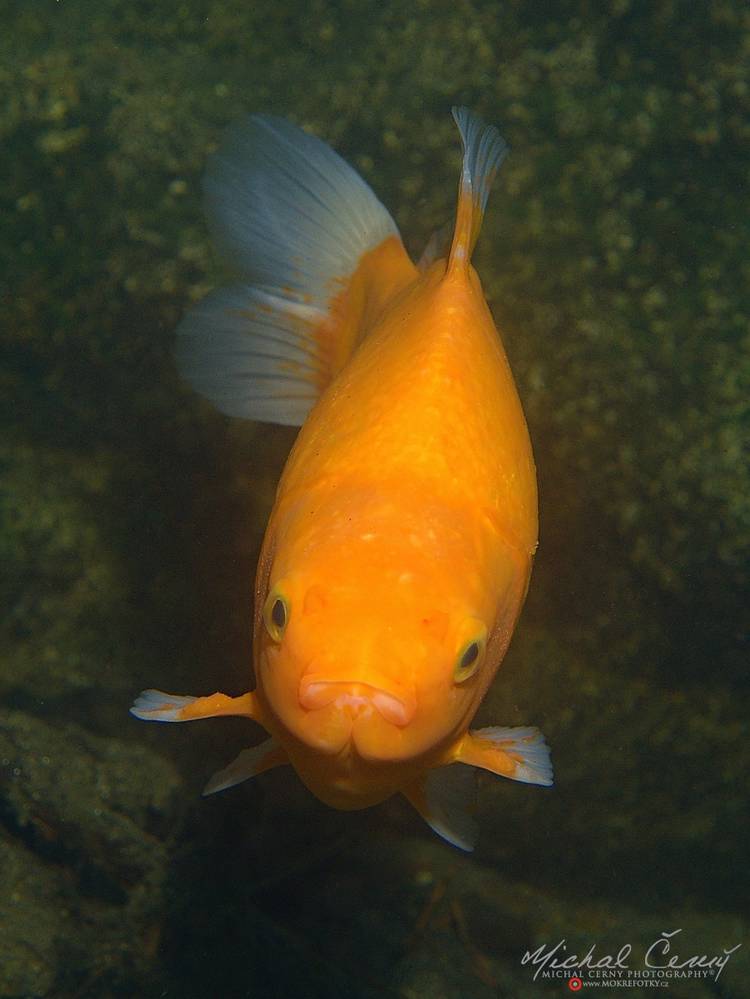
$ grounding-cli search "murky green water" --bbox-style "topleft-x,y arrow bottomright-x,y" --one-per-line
2,2 -> 748,996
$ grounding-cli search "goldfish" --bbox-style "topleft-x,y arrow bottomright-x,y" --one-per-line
131,107 -> 552,850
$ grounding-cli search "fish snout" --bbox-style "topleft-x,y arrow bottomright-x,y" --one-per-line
298,674 -> 416,727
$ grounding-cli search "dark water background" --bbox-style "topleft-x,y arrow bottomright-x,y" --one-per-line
1,1 -> 748,996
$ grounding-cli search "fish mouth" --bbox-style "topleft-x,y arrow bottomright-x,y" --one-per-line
298,675 -> 416,727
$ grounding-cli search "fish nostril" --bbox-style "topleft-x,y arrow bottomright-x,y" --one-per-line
298,678 -> 415,726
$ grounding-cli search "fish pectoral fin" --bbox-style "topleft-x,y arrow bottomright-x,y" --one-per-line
203,739 -> 288,796
456,726 -> 554,787
130,689 -> 264,725
403,764 -> 478,852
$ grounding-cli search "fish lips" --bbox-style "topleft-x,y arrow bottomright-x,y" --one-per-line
298,675 -> 417,728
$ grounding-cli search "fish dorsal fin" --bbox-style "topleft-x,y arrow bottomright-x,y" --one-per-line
403,763 -> 478,852
177,115 -> 414,426
447,107 -> 509,274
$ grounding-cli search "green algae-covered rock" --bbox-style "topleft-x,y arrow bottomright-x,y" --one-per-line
0,709 -> 183,996
0,832 -> 61,998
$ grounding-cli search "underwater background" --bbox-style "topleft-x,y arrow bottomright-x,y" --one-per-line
1,1 -> 748,996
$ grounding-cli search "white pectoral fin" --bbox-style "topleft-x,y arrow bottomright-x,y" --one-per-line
203,739 -> 288,796
130,689 -> 263,724
130,689 -> 201,721
403,764 -> 478,852
457,726 -> 554,787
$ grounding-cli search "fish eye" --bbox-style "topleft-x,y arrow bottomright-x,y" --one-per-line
453,626 -> 487,683
263,589 -> 289,642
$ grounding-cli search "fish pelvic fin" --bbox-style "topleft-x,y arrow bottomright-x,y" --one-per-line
403,764 -> 478,852
447,107 -> 509,275
177,115 -> 417,425
203,738 -> 288,796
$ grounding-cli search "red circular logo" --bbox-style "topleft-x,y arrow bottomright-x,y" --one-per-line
568,978 -> 583,992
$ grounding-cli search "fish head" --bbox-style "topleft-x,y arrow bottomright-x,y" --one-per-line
255,496 -> 528,770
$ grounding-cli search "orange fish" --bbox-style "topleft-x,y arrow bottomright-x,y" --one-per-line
131,108 -> 552,850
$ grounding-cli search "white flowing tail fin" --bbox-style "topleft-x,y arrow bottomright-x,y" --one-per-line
177,115 -> 415,425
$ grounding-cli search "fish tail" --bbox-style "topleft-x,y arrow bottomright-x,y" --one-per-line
177,115 -> 416,426
447,107 -> 509,275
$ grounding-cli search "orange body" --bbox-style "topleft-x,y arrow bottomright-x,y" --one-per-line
253,240 -> 537,808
